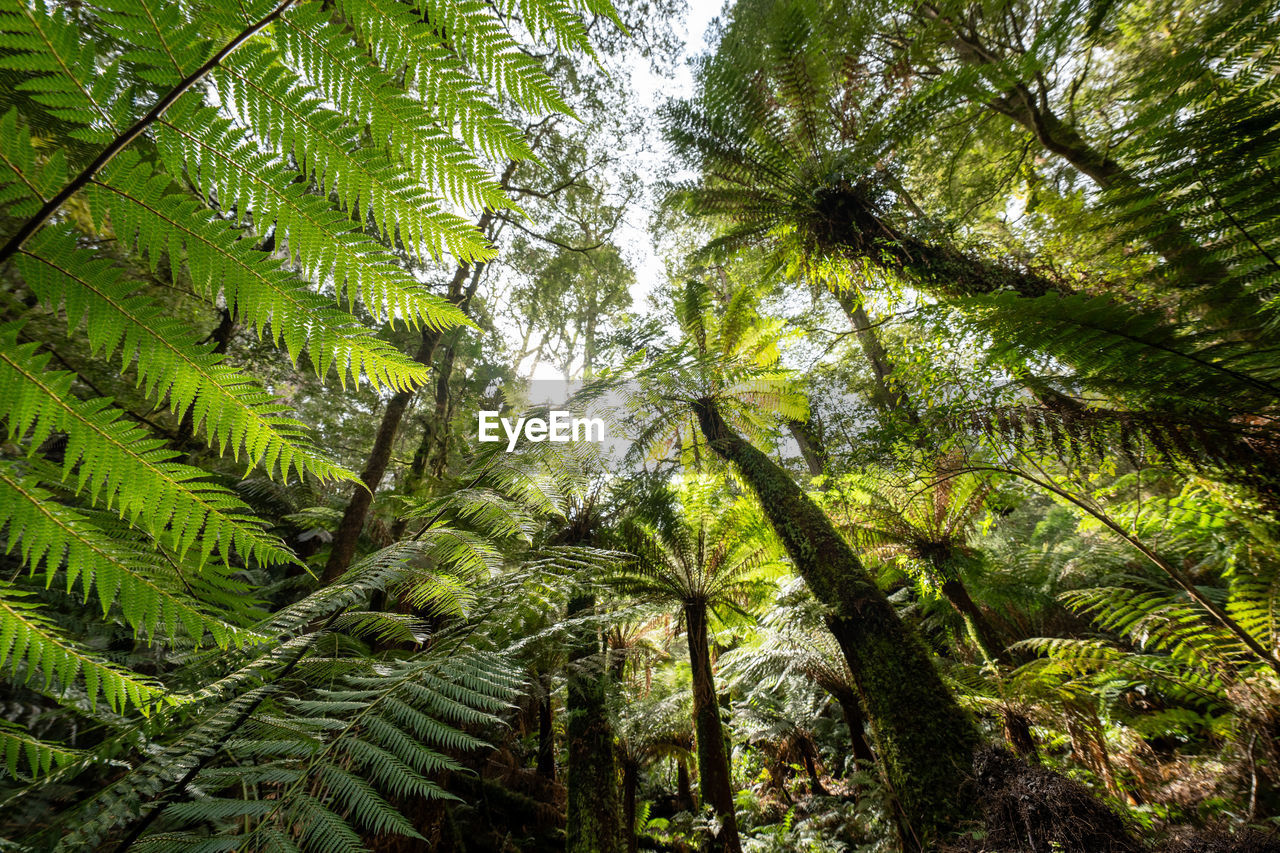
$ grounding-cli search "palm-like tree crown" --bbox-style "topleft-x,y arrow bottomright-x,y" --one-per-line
613,474 -> 784,613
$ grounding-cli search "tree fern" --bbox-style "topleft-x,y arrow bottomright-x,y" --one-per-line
0,329 -> 291,566
0,0 -> 615,842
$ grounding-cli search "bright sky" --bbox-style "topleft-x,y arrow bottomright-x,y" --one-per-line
525,0 -> 725,380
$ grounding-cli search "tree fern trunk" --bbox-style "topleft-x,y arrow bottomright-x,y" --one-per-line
623,760 -> 639,853
798,736 -> 829,796
684,603 -> 743,853
692,397 -> 979,849
566,593 -> 623,853
938,577 -> 1006,663
676,758 -> 694,812
537,674 -> 556,780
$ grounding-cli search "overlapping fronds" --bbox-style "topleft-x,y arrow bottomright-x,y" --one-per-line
1102,0 -> 1280,318
955,293 -> 1280,414
0,461 -> 264,648
0,329 -> 292,567
610,474 -> 783,613
0,0 -> 613,840
0,579 -> 170,715
127,649 -> 521,851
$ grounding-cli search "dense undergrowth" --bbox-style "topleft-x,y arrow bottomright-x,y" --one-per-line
2,0 -> 1280,849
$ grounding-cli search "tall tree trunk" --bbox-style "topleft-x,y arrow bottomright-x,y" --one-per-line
321,315 -> 453,582
387,328 -> 467,542
536,675 -> 556,780
566,593 -> 623,853
684,603 -> 743,853
623,760 -> 639,853
427,337 -> 460,479
692,398 -> 979,850
676,758 -> 694,812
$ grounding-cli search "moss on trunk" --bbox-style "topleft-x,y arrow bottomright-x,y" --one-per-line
692,397 -> 981,849
566,593 -> 623,853
685,603 -> 743,853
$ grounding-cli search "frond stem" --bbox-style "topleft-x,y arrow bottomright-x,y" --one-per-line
955,463 -> 1280,674
0,0 -> 298,267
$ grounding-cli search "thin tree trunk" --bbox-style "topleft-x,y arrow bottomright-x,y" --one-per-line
322,158 -> 514,582
320,305 -> 456,582
692,397 -> 979,850
623,761 -> 639,853
787,418 -> 829,479
834,688 -> 876,769
386,329 -> 466,542
797,737 -> 829,796
676,758 -> 694,812
685,603 -> 743,853
322,258 -> 486,582
832,291 -> 914,416
536,675 -> 555,780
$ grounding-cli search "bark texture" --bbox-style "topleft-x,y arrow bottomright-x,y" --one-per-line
685,603 -> 743,853
565,592 -> 623,853
692,397 -> 980,849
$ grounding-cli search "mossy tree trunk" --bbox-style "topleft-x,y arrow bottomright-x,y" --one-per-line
622,759 -> 639,853
566,593 -> 623,853
692,398 -> 980,850
833,687 -> 876,770
676,758 -> 694,812
685,602 -> 743,853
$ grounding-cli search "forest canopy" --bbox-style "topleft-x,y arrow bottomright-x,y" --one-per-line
1,0 -> 1279,850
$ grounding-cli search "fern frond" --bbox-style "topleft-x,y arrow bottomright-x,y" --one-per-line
0,329 -> 294,567
213,42 -> 493,264
12,228 -> 354,484
274,2 -> 511,212
89,151 -> 445,390
0,0 -> 120,138
152,97 -> 465,336
0,461 -> 265,648
0,718 -> 82,779
0,579 -> 169,713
